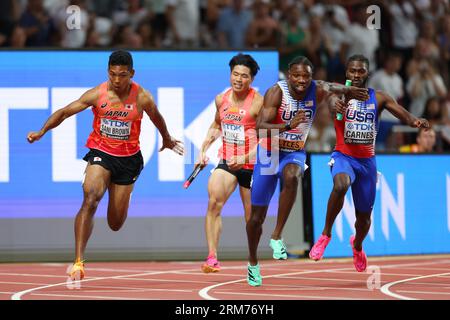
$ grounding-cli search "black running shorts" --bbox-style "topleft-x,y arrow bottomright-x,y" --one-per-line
215,162 -> 253,189
83,149 -> 144,185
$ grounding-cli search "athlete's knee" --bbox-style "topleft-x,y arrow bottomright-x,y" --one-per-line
107,209 -> 127,231
82,190 -> 103,212
207,197 -> 225,214
283,174 -> 299,190
246,217 -> 259,232
247,211 -> 265,229
108,219 -> 125,232
356,215 -> 371,230
332,180 -> 350,196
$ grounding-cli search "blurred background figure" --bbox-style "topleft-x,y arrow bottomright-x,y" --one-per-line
278,4 -> 308,73
53,0 -> 90,48
0,0 -> 22,46
340,4 -> 380,72
422,96 -> 446,127
438,14 -> 450,87
9,25 -> 27,48
112,0 -> 148,32
399,127 -> 438,153
111,24 -> 142,48
406,58 -> 447,117
19,0 -> 59,46
246,0 -> 279,49
310,0 -> 349,83
369,51 -> 404,151
382,0 -> 421,80
217,0 -> 252,49
166,0 -> 200,48
144,0 -> 167,48
306,104 -> 335,153
307,14 -> 333,72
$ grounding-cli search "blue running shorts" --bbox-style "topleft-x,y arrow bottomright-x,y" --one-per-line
329,151 -> 377,213
251,146 -> 307,206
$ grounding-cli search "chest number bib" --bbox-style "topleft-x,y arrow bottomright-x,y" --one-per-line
343,100 -> 375,145
222,123 -> 245,146
344,121 -> 375,144
100,118 -> 131,140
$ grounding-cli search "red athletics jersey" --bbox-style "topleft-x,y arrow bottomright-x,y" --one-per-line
334,88 -> 379,158
218,88 -> 257,170
86,81 -> 142,156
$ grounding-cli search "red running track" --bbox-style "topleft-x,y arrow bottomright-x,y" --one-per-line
1,255 -> 450,300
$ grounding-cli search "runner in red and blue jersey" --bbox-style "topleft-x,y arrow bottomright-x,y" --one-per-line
309,54 -> 430,272
27,50 -> 184,281
246,56 -> 370,286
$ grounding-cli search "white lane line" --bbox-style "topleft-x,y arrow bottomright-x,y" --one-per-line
10,261 -> 290,300
380,272 -> 450,300
198,266 -> 356,300
11,267 -> 205,300
214,291 -> 379,300
325,270 -> 423,277
11,256 -> 450,300
0,273 -> 67,278
278,275 -> 363,282
402,281 -> 450,287
49,289 -> 194,294
119,277 -> 213,284
0,281 -> 50,286
200,257 -> 450,300
397,290 -> 450,296
29,293 -> 143,300
396,266 -> 450,271
258,283 -> 372,292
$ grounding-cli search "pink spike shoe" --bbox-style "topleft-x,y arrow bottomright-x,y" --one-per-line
201,255 -> 221,273
350,235 -> 367,272
309,234 -> 331,261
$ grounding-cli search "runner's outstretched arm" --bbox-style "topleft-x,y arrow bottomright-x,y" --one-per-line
27,88 -> 97,143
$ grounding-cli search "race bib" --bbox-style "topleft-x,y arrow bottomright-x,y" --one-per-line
344,99 -> 376,145
222,123 -> 245,145
100,118 -> 131,140
279,131 -> 305,152
344,121 -> 375,145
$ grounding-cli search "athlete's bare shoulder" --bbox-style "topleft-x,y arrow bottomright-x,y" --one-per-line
375,89 -> 389,101
137,86 -> 156,111
252,90 -> 264,109
215,93 -> 224,110
80,86 -> 100,105
254,90 -> 264,103
263,84 -> 282,108
268,83 -> 281,92
249,90 -> 264,118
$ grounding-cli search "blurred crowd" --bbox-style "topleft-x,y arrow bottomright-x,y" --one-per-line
0,0 -> 449,152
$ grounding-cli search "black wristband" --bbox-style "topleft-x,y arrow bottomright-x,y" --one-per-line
284,122 -> 292,131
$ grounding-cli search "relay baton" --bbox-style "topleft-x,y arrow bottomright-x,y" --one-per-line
336,79 -> 352,121
183,165 -> 205,189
